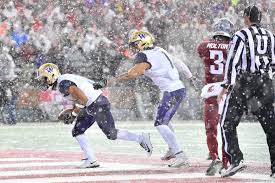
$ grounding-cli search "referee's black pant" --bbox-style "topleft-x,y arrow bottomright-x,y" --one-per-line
220,72 -> 275,173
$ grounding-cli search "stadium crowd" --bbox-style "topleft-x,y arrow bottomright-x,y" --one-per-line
0,0 -> 274,123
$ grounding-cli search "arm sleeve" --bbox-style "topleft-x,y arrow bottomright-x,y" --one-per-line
58,80 -> 77,96
133,52 -> 151,68
172,57 -> 193,79
223,34 -> 244,87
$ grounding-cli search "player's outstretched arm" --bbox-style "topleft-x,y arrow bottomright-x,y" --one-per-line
108,63 -> 150,86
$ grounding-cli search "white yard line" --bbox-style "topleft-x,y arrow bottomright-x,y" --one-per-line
0,161 -> 80,168
3,121 -> 259,129
0,158 -> 54,162
0,173 -> 273,183
0,162 -> 163,176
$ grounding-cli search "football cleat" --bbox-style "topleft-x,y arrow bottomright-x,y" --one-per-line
221,160 -> 246,177
206,159 -> 223,176
140,133 -> 153,156
78,160 -> 100,168
161,148 -> 175,161
168,151 -> 190,168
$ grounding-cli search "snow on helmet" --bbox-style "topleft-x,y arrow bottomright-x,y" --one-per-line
37,63 -> 60,89
213,18 -> 234,38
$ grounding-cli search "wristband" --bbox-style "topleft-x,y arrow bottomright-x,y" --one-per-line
75,103 -> 85,108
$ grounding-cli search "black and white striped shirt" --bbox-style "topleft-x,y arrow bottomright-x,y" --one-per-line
224,25 -> 275,86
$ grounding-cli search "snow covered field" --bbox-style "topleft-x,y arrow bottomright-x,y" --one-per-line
0,120 -> 273,182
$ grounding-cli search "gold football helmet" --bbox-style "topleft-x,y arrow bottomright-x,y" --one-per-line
128,30 -> 154,51
37,63 -> 60,89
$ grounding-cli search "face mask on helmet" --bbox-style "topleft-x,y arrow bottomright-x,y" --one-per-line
36,75 -> 50,91
129,40 -> 140,51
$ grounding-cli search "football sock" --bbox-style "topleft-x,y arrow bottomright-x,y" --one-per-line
75,134 -> 96,162
117,129 -> 142,143
156,125 -> 181,154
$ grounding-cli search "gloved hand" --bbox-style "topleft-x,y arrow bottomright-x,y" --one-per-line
63,112 -> 76,124
93,79 -> 107,89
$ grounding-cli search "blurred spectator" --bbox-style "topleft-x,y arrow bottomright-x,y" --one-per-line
11,31 -> 28,48
0,50 -> 18,125
225,6 -> 238,25
0,21 -> 9,38
0,0 -> 272,121
129,0 -> 145,30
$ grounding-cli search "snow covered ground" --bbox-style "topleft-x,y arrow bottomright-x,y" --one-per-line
0,120 -> 273,182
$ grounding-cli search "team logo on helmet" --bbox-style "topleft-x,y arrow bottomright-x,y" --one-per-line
138,34 -> 146,39
45,67 -> 53,74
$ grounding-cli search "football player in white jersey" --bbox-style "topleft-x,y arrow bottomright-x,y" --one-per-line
36,63 -> 153,168
107,30 -> 196,167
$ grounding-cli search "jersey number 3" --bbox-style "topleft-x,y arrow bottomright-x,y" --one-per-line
209,50 -> 224,75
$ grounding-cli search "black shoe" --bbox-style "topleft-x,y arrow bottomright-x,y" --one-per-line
221,160 -> 246,178
270,172 -> 275,178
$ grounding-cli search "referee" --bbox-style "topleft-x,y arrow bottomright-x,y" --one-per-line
217,5 -> 275,178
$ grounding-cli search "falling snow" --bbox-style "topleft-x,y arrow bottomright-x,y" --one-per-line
0,0 -> 274,182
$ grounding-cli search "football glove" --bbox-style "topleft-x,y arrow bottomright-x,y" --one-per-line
93,79 -> 107,89
63,112 -> 76,124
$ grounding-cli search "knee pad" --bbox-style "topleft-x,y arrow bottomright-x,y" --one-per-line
105,128 -> 118,140
154,122 -> 158,127
155,124 -> 168,131
154,120 -> 167,127
155,116 -> 170,126
154,120 -> 161,127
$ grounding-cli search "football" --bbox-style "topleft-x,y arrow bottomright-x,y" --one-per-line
58,108 -> 74,121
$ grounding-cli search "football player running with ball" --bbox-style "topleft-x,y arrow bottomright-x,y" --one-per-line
197,18 -> 234,175
107,30 -> 196,168
36,63 -> 153,168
